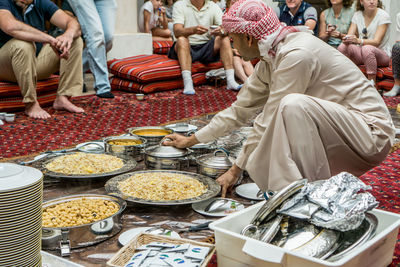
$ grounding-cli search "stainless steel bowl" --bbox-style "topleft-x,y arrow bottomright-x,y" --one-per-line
104,135 -> 147,161
128,126 -> 173,146
196,149 -> 235,179
144,141 -> 191,170
41,194 -> 126,256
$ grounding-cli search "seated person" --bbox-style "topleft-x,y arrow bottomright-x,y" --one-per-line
338,0 -> 391,85
164,0 -> 394,196
168,0 -> 240,95
384,12 -> 400,97
139,0 -> 171,41
275,0 -> 318,35
66,0 -> 117,98
0,0 -> 84,119
232,48 -> 254,84
319,0 -> 354,48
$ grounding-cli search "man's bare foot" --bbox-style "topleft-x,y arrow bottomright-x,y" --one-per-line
25,101 -> 51,119
53,95 -> 84,113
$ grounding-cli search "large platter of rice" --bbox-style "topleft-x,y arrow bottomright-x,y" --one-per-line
43,152 -> 137,179
105,170 -> 221,205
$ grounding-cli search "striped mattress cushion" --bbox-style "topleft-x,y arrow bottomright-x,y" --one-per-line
358,65 -> 393,80
108,54 -> 223,83
153,40 -> 173,54
0,75 -> 59,112
110,72 -> 207,94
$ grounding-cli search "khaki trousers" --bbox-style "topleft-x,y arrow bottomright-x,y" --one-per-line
0,38 -> 83,103
246,93 -> 393,191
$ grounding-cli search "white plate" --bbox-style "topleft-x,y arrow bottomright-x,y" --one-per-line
118,227 -> 180,246
192,198 -> 244,217
235,183 -> 264,201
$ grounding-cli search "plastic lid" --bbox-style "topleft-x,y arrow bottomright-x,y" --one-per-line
0,163 -> 42,192
145,145 -> 190,158
196,149 -> 234,169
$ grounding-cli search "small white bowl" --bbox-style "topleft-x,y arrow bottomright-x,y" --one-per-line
0,112 -> 6,120
136,94 -> 145,101
5,113 -> 15,122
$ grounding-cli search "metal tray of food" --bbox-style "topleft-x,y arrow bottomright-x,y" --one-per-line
105,170 -> 221,206
42,153 -> 137,179
42,194 -> 127,256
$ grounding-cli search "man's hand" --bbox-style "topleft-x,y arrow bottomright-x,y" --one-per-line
163,133 -> 199,148
209,26 -> 225,36
192,25 -> 208,35
53,33 -> 73,59
217,164 -> 242,197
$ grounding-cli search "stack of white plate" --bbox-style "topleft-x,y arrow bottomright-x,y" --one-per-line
0,163 -> 43,267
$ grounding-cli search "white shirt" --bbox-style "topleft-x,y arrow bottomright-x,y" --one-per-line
172,0 -> 223,45
351,9 -> 391,57
138,1 -> 159,32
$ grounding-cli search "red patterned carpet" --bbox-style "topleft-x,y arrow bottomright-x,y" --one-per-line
1,88 -> 400,265
0,86 -> 237,159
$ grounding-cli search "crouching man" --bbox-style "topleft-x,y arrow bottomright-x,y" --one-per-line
0,0 -> 84,119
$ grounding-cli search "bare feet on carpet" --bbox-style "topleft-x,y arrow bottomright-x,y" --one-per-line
25,101 -> 51,119
53,95 -> 84,114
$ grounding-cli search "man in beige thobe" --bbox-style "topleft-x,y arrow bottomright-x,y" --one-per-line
164,0 -> 395,197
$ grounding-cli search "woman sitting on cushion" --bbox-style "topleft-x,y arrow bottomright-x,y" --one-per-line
319,0 -> 354,48
338,0 -> 391,86
138,0 -> 172,41
384,12 -> 400,97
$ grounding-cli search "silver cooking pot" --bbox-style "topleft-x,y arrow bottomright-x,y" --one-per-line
165,122 -> 198,136
128,126 -> 173,146
144,140 -> 191,170
104,135 -> 147,161
196,149 -> 235,179
188,140 -> 216,165
41,194 -> 126,257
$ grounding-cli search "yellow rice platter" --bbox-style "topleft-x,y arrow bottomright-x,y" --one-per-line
42,152 -> 137,179
105,170 -> 221,205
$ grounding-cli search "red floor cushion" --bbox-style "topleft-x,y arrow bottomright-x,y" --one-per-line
358,65 -> 392,80
153,40 -> 173,54
0,75 -> 59,112
377,79 -> 395,91
108,54 -> 223,83
110,72 -> 207,94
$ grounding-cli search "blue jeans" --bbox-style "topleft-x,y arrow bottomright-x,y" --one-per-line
67,0 -> 117,94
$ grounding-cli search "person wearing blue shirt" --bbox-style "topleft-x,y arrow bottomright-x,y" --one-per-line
0,0 -> 84,119
275,0 -> 318,35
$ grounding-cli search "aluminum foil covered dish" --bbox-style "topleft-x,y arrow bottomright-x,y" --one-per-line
241,172 -> 379,261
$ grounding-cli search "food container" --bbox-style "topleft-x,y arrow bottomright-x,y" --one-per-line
196,149 -> 235,179
104,135 -> 147,161
165,122 -> 198,136
189,140 -> 216,165
144,141 -> 191,170
136,94 -> 144,101
41,194 -> 126,257
210,201 -> 400,267
4,113 -> 15,122
128,126 -> 173,146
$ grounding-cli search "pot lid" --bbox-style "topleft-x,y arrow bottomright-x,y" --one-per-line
0,163 -> 42,192
165,123 -> 197,133
191,141 -> 215,149
145,144 -> 190,157
196,149 -> 234,169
